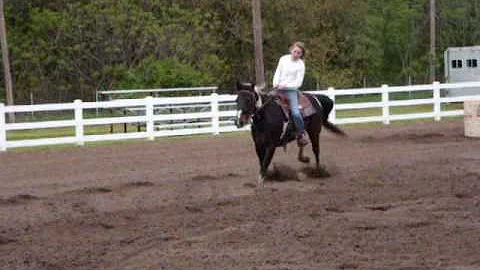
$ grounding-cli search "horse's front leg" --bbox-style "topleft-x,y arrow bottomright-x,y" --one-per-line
258,145 -> 276,187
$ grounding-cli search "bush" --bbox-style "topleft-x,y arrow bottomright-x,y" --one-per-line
116,58 -> 215,92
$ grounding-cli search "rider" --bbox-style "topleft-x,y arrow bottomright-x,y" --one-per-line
272,41 -> 308,146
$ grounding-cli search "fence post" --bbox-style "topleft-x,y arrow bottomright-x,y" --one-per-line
327,87 -> 336,123
0,103 -> 6,151
211,93 -> 220,135
74,99 -> 84,146
433,81 -> 441,121
145,96 -> 155,141
382,84 -> 390,125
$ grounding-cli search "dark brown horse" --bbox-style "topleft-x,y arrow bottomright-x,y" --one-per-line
235,81 -> 346,187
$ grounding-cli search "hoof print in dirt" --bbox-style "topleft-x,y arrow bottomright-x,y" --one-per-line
191,175 -> 218,181
404,220 -> 433,229
268,163 -> 299,181
243,182 -> 257,188
82,187 -> 113,194
216,199 -> 235,207
0,236 -> 17,245
123,181 -> 154,188
192,173 -> 241,182
0,194 -> 40,205
325,206 -> 345,213
453,189 -> 476,199
301,166 -> 331,178
364,204 -> 393,211
225,172 -> 240,178
338,262 -> 359,269
185,205 -> 203,213
99,223 -> 115,229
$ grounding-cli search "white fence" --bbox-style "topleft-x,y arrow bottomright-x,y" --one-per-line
1,81 -> 480,151
309,81 -> 480,125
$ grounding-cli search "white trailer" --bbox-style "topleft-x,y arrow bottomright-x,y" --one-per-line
444,46 -> 480,96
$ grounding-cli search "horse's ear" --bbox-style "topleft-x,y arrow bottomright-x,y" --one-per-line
236,80 -> 242,91
246,81 -> 255,91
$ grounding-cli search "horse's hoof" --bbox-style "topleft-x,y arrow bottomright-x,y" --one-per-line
296,171 -> 308,181
257,175 -> 265,188
319,167 -> 331,178
298,156 -> 310,163
312,166 -> 330,178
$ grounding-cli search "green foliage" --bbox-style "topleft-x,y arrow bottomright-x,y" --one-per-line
116,58 -> 215,89
3,0 -> 480,103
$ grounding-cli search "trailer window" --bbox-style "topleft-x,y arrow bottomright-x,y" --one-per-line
467,59 -> 478,68
452,60 -> 463,68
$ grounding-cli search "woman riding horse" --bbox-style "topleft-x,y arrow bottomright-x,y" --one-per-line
273,41 -> 309,146
235,80 -> 346,187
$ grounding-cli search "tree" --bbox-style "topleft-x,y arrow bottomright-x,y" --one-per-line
430,0 -> 436,82
5,0 -> 480,103
0,0 -> 14,122
251,0 -> 265,88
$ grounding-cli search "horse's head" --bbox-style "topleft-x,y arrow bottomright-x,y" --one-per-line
235,81 -> 260,128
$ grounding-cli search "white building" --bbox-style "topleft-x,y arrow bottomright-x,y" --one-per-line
444,46 -> 480,96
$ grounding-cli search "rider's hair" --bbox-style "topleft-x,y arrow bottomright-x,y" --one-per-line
289,41 -> 305,59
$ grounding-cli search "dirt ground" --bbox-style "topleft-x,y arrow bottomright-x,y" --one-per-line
1,119 -> 480,270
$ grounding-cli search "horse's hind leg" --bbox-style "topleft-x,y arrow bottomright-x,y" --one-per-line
297,146 -> 310,163
305,121 -> 321,169
297,121 -> 320,164
308,131 -> 320,169
307,129 -> 330,177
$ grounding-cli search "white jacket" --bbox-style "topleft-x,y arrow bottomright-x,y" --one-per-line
272,54 -> 305,89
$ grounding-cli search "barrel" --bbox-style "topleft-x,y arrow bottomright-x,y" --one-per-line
464,100 -> 480,138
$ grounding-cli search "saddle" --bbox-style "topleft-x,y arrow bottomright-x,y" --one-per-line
274,91 -> 319,119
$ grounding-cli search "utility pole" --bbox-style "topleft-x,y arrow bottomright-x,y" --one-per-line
251,0 -> 265,89
429,0 -> 436,83
0,0 -> 14,122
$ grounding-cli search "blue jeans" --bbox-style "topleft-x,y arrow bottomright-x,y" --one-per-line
280,88 -> 304,132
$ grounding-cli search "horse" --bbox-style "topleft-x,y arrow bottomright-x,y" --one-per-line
235,81 -> 346,187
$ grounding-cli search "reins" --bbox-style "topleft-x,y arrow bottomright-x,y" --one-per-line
237,89 -> 281,128
238,89 -> 277,110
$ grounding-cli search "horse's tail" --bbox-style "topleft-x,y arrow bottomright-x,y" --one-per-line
312,94 -> 347,137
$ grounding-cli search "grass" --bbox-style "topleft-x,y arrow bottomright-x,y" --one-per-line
6,124 -> 144,141
335,102 -> 463,118
7,108 -> 141,141
334,90 -> 433,104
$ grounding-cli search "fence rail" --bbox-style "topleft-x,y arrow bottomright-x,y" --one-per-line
2,81 -> 480,151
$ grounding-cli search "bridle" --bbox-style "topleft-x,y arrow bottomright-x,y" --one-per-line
237,90 -> 258,113
235,89 -> 262,127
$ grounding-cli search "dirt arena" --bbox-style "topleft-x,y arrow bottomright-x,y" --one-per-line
0,119 -> 479,270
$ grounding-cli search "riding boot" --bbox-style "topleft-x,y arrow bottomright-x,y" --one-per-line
296,131 -> 309,146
